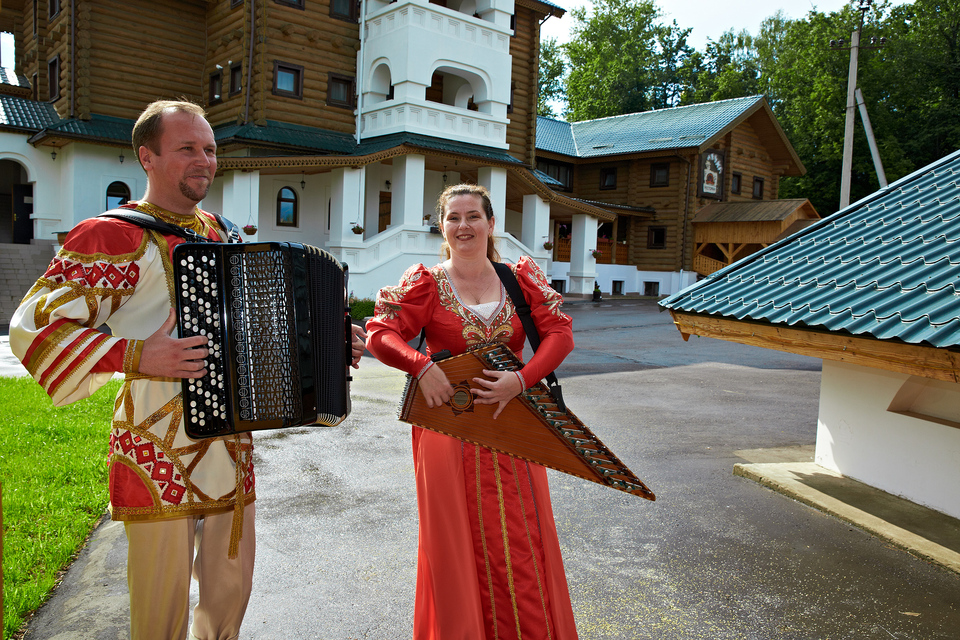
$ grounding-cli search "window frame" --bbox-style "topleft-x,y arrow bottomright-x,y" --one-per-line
209,70 -> 223,105
105,181 -> 131,211
276,186 -> 300,228
599,167 -> 617,190
330,0 -> 357,22
49,0 -> 61,20
647,226 -> 667,250
275,0 -> 305,8
327,73 -> 356,109
650,162 -> 670,188
731,172 -> 742,195
272,61 -> 304,99
752,176 -> 765,200
229,62 -> 243,96
47,55 -> 60,102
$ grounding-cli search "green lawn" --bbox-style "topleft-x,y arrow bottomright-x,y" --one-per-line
1,376 -> 120,640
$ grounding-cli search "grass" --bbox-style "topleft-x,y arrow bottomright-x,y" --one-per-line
1,376 -> 121,640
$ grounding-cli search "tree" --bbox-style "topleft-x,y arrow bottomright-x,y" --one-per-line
563,0 -> 686,120
538,37 -> 566,119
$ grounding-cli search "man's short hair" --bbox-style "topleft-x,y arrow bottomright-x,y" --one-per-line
132,100 -> 207,168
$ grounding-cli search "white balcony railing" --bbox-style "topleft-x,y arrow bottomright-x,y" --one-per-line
361,102 -> 508,148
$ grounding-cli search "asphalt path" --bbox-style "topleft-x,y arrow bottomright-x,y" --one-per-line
14,299 -> 960,639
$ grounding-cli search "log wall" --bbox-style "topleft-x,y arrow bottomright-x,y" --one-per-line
507,5 -> 538,166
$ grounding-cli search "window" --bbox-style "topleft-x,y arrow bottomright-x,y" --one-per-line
277,187 -> 299,227
599,167 -> 617,190
331,0 -> 357,21
612,280 -> 624,296
47,55 -> 60,101
537,159 -> 573,190
731,172 -> 742,195
752,177 -> 765,200
32,73 -> 38,101
33,0 -> 38,36
49,0 -> 61,19
650,163 -> 669,188
275,0 -> 305,8
229,63 -> 243,96
106,181 -> 131,211
273,61 -> 304,99
647,226 -> 666,249
643,281 -> 660,297
231,0 -> 243,7
328,73 -> 355,109
209,71 -> 223,104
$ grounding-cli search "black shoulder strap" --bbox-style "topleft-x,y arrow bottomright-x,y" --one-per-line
492,261 -> 565,412
98,209 -> 241,244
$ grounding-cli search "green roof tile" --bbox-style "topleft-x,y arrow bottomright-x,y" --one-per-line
0,94 -> 60,131
660,149 -> 960,349
537,95 -> 765,158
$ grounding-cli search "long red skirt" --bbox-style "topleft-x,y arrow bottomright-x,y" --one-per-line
412,426 -> 579,640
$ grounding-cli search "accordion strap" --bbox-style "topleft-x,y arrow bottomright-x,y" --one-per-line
492,261 -> 566,412
98,209 -> 241,244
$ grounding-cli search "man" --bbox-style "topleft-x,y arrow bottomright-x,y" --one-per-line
10,100 -> 365,640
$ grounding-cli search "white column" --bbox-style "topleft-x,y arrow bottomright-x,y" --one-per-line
521,193 -> 550,254
331,166 -> 364,244
363,164 -> 385,236
393,154 -> 426,226
567,213 -> 597,297
475,0 -> 514,29
478,166 -> 507,234
220,170 -> 260,238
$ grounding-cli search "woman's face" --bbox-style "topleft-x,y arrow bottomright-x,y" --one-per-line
442,194 -> 494,258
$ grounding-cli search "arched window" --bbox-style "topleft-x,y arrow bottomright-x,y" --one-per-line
277,186 -> 299,227
106,181 -> 130,211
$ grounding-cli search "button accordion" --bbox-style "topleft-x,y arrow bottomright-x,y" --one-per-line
173,241 -> 353,439
399,343 -> 655,500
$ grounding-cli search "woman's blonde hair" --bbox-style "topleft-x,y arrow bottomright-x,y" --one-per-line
435,183 -> 501,262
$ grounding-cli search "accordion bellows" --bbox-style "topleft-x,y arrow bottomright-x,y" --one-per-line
399,343 -> 655,500
174,242 -> 352,438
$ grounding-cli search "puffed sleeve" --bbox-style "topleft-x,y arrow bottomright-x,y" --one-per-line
512,256 -> 574,389
9,218 -> 147,406
365,264 -> 438,379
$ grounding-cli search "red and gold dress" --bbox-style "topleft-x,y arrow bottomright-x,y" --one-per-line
366,256 -> 578,640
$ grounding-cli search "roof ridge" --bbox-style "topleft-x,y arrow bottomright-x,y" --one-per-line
565,95 -> 764,127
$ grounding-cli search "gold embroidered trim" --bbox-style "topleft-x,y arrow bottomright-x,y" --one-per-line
48,332 -> 109,399
123,339 -> 144,374
24,322 -> 77,377
512,457 -> 552,639
492,451 -> 523,638
476,445 -> 499,640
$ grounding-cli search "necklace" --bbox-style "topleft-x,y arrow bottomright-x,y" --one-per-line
451,265 -> 497,304
137,201 -> 209,236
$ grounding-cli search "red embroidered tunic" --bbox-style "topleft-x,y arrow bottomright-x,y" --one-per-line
10,203 -> 255,528
366,257 -> 579,640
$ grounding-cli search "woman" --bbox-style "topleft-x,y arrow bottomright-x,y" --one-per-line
366,184 -> 579,639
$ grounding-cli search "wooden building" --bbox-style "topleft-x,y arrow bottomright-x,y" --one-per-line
536,95 -> 812,296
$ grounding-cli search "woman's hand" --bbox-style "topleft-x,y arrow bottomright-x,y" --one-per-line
471,369 -> 523,420
419,363 -> 455,408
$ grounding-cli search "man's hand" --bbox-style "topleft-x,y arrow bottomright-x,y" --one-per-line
350,323 -> 367,369
138,309 -> 210,378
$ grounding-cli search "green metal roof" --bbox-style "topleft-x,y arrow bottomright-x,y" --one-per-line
537,95 -> 766,158
0,94 -> 60,132
660,148 -> 960,349
29,114 -> 134,145
0,67 -> 31,91
216,120 -> 525,164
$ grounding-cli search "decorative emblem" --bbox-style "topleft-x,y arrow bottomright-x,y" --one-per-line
446,380 -> 475,416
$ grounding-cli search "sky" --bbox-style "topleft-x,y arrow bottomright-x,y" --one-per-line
541,0 -> 867,50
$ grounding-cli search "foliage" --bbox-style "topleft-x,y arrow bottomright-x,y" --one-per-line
1,377 -> 120,640
538,37 -> 566,118
563,0 -> 693,120
348,295 -> 376,320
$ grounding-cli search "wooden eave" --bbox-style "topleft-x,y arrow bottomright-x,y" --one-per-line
668,311 -> 960,384
536,148 -> 698,166
697,98 -> 806,177
515,0 -> 565,19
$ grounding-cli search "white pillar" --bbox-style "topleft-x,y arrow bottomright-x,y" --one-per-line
394,154 -> 426,226
331,166 -> 364,244
221,169 -> 260,238
521,193 -> 550,257
364,164 -> 386,236
567,213 -> 597,297
478,166 -> 507,234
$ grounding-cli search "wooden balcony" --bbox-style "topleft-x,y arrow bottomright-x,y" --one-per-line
552,237 -> 628,264
693,254 -> 728,276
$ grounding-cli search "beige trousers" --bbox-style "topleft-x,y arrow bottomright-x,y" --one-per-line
124,503 -> 256,640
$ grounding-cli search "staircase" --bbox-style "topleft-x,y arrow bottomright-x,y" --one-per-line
0,241 -> 57,330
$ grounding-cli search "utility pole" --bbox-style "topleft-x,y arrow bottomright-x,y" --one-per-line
830,0 -> 886,211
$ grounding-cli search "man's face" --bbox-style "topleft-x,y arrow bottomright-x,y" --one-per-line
140,110 -> 217,207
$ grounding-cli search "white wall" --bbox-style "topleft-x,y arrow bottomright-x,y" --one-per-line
547,262 -> 697,297
816,360 -> 960,519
